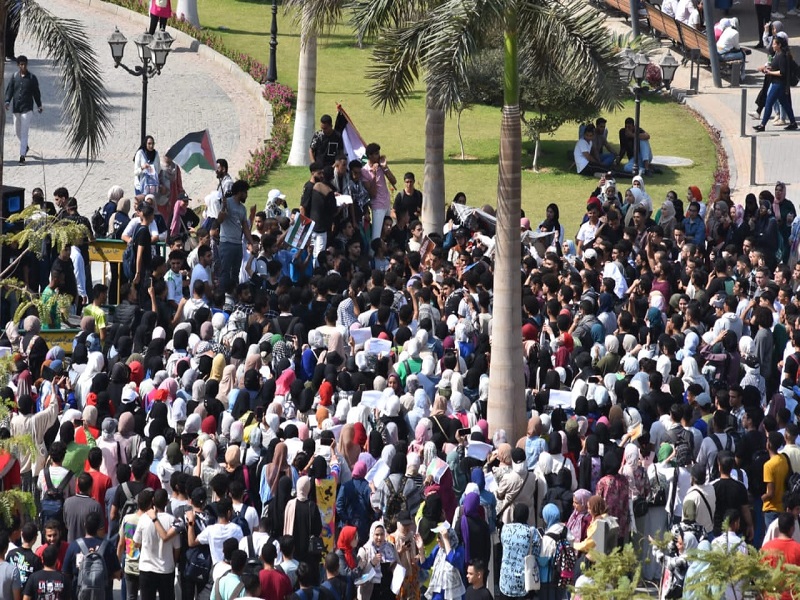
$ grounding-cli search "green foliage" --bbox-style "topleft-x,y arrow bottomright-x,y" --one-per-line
2,205 -> 91,259
572,544 -> 653,600
610,32 -> 663,55
0,365 -> 36,527
685,541 -> 800,600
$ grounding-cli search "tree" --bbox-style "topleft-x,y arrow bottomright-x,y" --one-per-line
369,0 -> 626,442
0,0 -> 112,187
175,0 -> 200,28
284,0 -> 346,166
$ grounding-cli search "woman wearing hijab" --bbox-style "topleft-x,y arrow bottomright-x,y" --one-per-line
116,411 -> 144,463
336,460 -> 374,545
416,521 -> 466,600
680,356 -> 710,394
499,504 -> 541,599
75,405 -> 101,444
145,402 -> 169,441
657,199 -> 677,240
752,196 -> 779,266
595,451 -> 631,544
429,396 -> 456,447
652,528 -> 700,600
260,441 -> 293,504
283,475 -> 323,572
371,454 -> 423,530
195,438 -> 222,488
566,489 -> 593,544
75,352 -> 105,410
459,491 -> 490,567
357,521 -> 398,600
335,525 -> 366,588
538,502 -> 571,599
21,316 -> 48,378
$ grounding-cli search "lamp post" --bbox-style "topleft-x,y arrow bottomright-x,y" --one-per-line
266,0 -> 278,82
617,50 -> 679,176
108,28 -> 174,145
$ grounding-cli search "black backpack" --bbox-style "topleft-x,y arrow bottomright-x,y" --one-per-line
91,208 -> 107,239
383,476 -> 408,533
118,483 -> 139,521
708,434 -> 733,481
231,506 -> 251,537
666,427 -> 694,468
40,469 -> 72,527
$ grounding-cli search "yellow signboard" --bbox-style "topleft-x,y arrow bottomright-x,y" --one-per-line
38,329 -> 80,353
88,239 -> 125,263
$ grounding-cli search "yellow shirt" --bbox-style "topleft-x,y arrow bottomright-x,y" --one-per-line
763,454 -> 790,513
82,303 -> 107,332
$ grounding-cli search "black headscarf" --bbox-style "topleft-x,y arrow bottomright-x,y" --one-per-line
138,136 -> 156,162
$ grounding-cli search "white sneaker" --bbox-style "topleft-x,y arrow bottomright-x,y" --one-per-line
772,11 -> 785,18
749,111 -> 761,119
787,8 -> 800,15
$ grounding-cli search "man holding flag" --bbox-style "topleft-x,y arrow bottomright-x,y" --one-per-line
309,114 -> 344,167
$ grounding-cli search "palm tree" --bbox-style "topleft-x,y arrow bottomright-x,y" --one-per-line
284,0 -> 347,166
369,0 -> 626,442
0,0 -> 111,185
0,0 -> 110,527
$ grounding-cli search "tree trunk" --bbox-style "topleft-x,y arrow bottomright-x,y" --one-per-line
457,109 -> 465,161
0,6 -> 7,189
175,0 -> 200,28
286,5 -> 316,167
488,15 -> 525,444
422,87 -> 445,238
532,135 -> 540,172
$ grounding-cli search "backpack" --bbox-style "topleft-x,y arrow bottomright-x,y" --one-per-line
91,208 -> 107,239
383,475 -> 409,533
271,316 -> 300,339
784,454 -> 800,496
118,483 -> 139,521
747,447 -> 770,496
213,572 -> 245,600
789,55 -> 800,87
708,434 -> 733,481
231,506 -> 251,537
666,427 -> 694,468
75,539 -> 109,600
184,545 -> 213,585
41,469 -> 72,527
548,529 -> 577,588
122,224 -> 145,280
647,464 -> 668,507
321,580 -> 343,600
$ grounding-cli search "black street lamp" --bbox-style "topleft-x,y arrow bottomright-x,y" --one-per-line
617,50 -> 661,177
108,28 -> 174,145
267,0 -> 278,83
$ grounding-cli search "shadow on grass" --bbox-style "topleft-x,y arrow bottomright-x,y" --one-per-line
208,27 -> 269,36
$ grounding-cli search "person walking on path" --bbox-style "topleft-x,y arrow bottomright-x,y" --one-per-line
4,55 -> 43,164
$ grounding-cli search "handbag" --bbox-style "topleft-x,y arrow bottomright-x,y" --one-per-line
307,503 -> 326,555
633,496 -> 649,518
524,528 -> 541,592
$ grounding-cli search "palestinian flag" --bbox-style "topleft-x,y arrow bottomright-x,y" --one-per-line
285,214 -> 314,249
165,129 -> 216,172
334,103 -> 367,165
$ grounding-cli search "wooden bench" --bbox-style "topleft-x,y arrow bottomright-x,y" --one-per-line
676,20 -> 745,85
602,0 -> 648,28
644,2 -> 683,48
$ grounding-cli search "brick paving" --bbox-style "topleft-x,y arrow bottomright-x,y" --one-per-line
1,0 -> 270,214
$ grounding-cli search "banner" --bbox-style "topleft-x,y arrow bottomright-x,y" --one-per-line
335,103 -> 367,164
285,214 -> 314,249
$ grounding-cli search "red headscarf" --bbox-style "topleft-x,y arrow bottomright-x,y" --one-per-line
353,422 -> 368,448
337,525 -> 359,569
129,361 -> 144,385
201,415 -> 217,435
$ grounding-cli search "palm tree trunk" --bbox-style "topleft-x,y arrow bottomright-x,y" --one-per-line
176,0 -> 200,28
488,12 -> 526,444
286,6 -> 316,167
422,86 -> 445,238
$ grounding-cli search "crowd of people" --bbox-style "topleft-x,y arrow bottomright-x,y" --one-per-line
2,113 -> 800,600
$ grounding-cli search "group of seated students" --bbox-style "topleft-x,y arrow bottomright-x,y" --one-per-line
574,118 -> 654,177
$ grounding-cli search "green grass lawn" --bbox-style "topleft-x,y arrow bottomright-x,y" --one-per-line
198,0 -> 717,237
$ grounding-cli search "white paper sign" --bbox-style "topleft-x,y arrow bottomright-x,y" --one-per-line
359,390 -> 384,410
336,194 -> 353,207
484,472 -> 497,493
466,441 -> 493,461
391,564 -> 407,594
366,338 -> 392,355
548,389 -> 573,408
350,328 -> 371,346
366,459 -> 390,487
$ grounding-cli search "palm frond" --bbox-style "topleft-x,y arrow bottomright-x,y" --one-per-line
349,0 -> 435,44
20,0 -> 111,160
517,0 -> 627,112
284,0 -> 347,38
366,26 -> 424,112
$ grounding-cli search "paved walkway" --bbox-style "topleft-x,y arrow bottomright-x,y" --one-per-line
2,0 -> 270,213
604,2 -> 799,199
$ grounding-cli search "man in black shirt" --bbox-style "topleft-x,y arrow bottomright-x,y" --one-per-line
466,559 -> 493,600
23,544 -> 69,600
109,458 -> 149,523
4,55 -> 43,163
712,451 -> 753,541
7,522 -> 42,589
393,172 -> 423,221
132,204 -> 155,308
308,115 -> 343,167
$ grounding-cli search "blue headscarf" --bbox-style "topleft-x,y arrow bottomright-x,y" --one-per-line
543,503 -> 562,528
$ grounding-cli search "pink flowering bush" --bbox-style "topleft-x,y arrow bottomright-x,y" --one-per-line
104,0 -> 295,187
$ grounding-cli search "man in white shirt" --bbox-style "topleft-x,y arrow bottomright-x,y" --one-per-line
230,481 -> 259,535
782,423 -> 800,473
576,200 -> 602,255
574,124 -> 600,176
696,411 -> 737,480
135,489 -> 181,600
684,464 -> 717,535
189,244 -> 213,294
188,498 -> 244,563
763,490 -> 800,543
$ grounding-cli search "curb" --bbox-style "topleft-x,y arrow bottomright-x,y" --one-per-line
684,94 -> 738,193
71,0 -> 272,140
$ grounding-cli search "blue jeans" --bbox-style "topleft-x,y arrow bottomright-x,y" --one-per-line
219,241 -> 243,291
622,140 -> 653,172
764,510 -> 779,530
751,494 -> 765,549
761,82 -> 796,126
